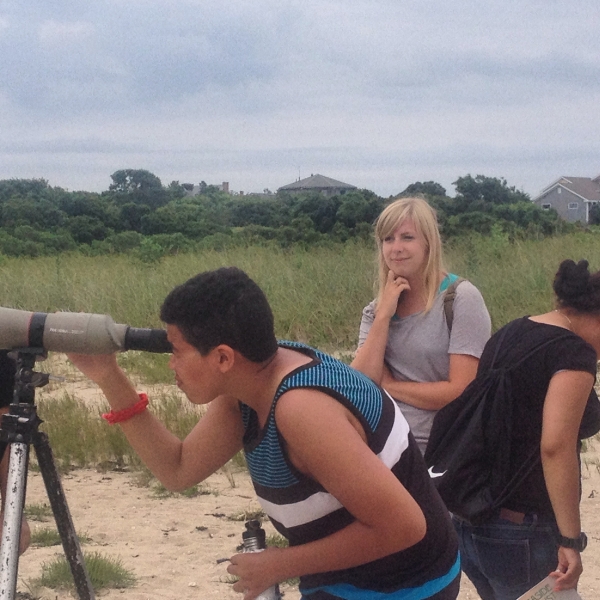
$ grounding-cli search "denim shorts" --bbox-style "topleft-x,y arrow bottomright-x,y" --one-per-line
452,512 -> 558,600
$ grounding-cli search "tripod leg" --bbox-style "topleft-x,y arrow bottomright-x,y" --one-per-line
34,432 -> 95,600
0,442 -> 28,600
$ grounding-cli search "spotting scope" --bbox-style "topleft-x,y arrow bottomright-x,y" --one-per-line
0,307 -> 172,354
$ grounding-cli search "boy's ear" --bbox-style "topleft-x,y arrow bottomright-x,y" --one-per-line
210,345 -> 235,373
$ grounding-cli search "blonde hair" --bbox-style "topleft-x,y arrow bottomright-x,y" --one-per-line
374,196 -> 445,312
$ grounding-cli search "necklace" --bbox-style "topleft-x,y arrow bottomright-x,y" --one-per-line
554,309 -> 572,329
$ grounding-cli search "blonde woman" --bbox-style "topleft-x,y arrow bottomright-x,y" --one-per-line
352,197 -> 491,454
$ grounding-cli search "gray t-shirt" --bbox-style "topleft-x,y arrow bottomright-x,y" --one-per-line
358,279 -> 491,454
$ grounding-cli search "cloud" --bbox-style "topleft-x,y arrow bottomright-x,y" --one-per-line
0,0 -> 599,197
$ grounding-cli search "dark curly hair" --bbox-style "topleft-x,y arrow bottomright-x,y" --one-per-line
553,259 -> 600,313
160,267 -> 278,362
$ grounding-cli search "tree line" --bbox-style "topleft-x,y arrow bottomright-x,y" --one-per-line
0,170 -> 574,259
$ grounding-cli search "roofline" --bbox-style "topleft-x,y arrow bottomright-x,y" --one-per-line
537,177 -> 572,196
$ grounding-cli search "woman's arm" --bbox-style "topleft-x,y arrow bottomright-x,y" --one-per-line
380,353 -> 479,410
351,271 -> 410,383
228,389 -> 426,599
67,353 -> 244,491
541,369 -> 594,591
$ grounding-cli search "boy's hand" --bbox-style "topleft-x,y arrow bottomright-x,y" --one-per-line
227,548 -> 282,600
66,353 -> 120,384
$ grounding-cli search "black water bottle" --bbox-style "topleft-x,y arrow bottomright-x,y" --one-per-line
242,520 -> 281,600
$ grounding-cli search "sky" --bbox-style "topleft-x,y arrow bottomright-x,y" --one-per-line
1,0 -> 599,199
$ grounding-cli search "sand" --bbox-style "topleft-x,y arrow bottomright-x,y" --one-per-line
7,365 -> 600,600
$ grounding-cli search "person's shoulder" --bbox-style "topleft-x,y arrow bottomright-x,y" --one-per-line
509,318 -> 597,367
451,279 -> 489,316
275,387 -> 348,433
454,278 -> 483,298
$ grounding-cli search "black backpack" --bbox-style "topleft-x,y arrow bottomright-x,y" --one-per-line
424,321 -> 571,525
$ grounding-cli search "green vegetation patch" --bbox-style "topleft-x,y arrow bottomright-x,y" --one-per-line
34,551 -> 135,592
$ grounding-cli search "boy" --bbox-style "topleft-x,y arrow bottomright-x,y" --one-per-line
68,267 -> 459,600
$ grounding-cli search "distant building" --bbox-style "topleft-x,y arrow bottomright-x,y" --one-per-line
278,174 -> 357,197
533,175 -> 600,223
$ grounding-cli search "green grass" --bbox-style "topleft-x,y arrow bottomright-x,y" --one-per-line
23,503 -> 53,522
1,234 -> 598,361
445,230 -> 600,331
0,243 -> 374,353
30,527 -> 91,548
33,551 -> 135,592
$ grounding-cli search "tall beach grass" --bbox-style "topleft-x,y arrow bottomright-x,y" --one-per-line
1,232 -> 598,350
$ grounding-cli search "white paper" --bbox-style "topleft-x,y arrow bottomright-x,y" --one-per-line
517,575 -> 582,600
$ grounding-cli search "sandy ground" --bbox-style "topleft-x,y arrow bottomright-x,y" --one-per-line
6,363 -> 600,600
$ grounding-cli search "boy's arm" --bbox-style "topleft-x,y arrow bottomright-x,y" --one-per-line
67,353 -> 244,491
228,389 -> 426,599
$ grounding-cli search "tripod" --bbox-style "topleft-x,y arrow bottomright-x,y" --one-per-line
0,348 -> 95,600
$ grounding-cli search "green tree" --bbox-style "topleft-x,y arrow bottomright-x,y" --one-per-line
119,203 -> 151,233
66,215 -> 110,244
336,190 -> 382,229
229,199 -> 283,228
399,181 -> 447,198
292,193 -> 341,233
108,169 -> 169,209
0,178 -> 51,203
0,198 -> 65,229
453,175 -> 530,210
58,192 -> 120,229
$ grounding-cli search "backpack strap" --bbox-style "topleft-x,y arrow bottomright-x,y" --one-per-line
442,276 -> 465,334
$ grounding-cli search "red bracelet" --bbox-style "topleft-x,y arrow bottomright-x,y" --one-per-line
102,393 -> 149,425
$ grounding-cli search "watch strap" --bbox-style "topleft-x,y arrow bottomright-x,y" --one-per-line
557,532 -> 587,552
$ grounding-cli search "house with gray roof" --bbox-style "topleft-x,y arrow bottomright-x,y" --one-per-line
278,174 -> 357,197
533,175 -> 600,223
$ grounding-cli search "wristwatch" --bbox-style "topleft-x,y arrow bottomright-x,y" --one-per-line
557,532 -> 587,552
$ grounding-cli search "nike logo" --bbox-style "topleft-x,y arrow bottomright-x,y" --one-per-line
428,466 -> 447,478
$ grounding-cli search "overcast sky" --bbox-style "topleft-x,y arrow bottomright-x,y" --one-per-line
1,0 -> 599,199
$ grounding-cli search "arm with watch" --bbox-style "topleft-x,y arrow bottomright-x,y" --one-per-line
541,369 -> 594,591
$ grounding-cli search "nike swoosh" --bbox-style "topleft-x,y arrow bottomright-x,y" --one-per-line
428,466 -> 447,478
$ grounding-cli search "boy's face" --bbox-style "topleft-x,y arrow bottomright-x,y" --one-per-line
166,324 -> 223,405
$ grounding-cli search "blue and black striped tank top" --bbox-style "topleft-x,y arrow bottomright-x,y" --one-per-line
240,342 -> 460,600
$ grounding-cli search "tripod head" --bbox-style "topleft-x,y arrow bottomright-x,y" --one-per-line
0,348 -> 48,446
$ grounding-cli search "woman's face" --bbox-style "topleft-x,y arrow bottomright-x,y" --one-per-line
381,218 -> 429,281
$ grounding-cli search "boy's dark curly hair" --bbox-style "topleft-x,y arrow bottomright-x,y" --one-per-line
553,259 -> 600,313
160,267 -> 278,363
